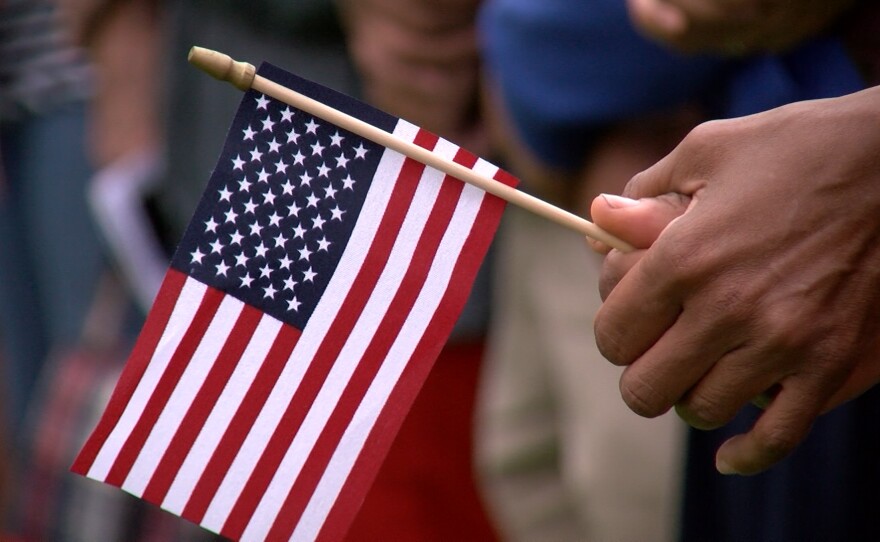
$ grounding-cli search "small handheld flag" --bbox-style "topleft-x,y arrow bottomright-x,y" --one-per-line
71,59 -> 516,541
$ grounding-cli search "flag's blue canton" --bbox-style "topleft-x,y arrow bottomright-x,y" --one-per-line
171,66 -> 395,330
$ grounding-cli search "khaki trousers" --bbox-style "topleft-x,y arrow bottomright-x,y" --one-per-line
476,206 -> 685,542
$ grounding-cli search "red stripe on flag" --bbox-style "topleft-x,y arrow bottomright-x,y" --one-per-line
71,269 -> 188,475
104,286 -> 226,487
315,170 -> 511,542
492,167 -> 520,189
219,129 -> 438,540
181,322 -> 301,522
266,150 -> 473,540
141,303 -> 264,504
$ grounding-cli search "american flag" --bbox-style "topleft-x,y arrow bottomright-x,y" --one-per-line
71,63 -> 514,541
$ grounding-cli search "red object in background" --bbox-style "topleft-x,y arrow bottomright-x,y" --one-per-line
346,341 -> 499,542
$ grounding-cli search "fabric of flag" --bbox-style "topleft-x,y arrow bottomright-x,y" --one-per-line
71,62 -> 516,541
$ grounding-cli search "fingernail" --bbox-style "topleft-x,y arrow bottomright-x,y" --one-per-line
715,458 -> 738,475
601,194 -> 639,209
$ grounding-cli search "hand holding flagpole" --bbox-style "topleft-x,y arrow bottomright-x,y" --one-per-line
187,46 -> 635,253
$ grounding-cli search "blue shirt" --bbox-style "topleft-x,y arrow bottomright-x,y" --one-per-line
479,0 -> 864,169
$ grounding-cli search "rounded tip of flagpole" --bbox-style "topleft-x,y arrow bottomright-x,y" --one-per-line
188,46 -> 256,91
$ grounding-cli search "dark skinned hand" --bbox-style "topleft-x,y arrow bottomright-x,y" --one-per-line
590,86 -> 880,475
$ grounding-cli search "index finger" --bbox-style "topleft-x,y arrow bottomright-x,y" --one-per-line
593,150 -> 695,366
594,229 -> 686,366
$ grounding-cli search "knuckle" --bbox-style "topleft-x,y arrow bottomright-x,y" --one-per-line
620,370 -> 672,418
676,390 -> 737,430
658,240 -> 700,286
752,423 -> 800,463
594,316 -> 630,366
705,284 -> 752,327
622,170 -> 647,199
686,118 -> 726,144
598,260 -> 623,301
753,304 -> 811,356
753,299 -> 864,377
677,119 -> 736,166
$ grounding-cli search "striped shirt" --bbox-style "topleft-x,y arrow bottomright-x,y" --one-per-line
0,0 -> 92,121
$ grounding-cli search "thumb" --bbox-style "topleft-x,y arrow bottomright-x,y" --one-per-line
590,192 -> 691,250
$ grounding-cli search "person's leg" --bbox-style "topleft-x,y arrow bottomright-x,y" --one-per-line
22,104 -> 103,347
0,104 -> 103,432
476,207 -> 588,541
477,206 -> 686,542
0,121 -> 51,433
540,219 -> 684,542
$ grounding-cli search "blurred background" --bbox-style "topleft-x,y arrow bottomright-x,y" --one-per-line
1,1 -> 879,541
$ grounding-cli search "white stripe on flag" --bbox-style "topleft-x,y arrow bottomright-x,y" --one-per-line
201,120 -> 419,532
239,136 -> 460,541
292,158 -> 497,541
122,294 -> 245,496
161,312 -> 283,514
88,278 -> 209,481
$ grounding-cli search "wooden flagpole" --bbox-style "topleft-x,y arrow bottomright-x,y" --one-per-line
187,46 -> 635,253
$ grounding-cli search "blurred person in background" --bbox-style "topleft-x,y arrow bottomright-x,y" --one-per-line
476,2 -> 702,539
6,0 -> 352,540
0,3 -> 112,535
2,1 -> 177,540
0,0 -> 100,445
